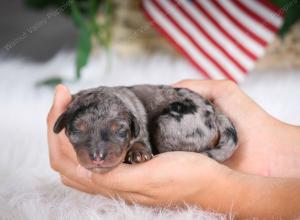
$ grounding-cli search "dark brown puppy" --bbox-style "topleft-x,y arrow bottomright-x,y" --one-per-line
54,85 -> 238,173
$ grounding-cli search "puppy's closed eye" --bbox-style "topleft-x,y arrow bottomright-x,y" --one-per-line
110,121 -> 129,139
116,126 -> 129,139
73,120 -> 88,133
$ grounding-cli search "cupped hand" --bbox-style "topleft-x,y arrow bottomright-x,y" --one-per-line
173,80 -> 300,178
47,84 -> 233,207
47,81 -> 300,214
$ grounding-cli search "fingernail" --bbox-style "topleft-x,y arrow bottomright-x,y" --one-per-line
77,165 -> 92,181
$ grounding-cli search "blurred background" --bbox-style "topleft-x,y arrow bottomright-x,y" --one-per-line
0,0 -> 77,61
0,1 -> 300,219
1,0 -> 300,73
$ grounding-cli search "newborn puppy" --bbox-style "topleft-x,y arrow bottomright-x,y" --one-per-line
53,85 -> 238,173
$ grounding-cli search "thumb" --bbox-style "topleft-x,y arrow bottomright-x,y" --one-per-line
47,84 -> 72,128
53,84 -> 72,113
172,80 -> 218,101
172,80 -> 238,103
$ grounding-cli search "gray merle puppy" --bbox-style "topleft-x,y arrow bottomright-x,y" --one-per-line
54,85 -> 238,173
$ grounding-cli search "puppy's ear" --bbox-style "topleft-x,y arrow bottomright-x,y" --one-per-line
53,112 -> 68,133
129,112 -> 140,138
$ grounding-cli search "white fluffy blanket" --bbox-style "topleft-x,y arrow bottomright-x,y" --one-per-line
0,52 -> 299,220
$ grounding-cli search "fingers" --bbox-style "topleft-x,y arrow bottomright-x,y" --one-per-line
61,175 -> 156,207
172,79 -> 238,102
47,84 -> 72,152
47,84 -> 77,166
90,163 -> 150,192
47,84 -> 73,152
47,84 -> 72,129
60,175 -> 96,194
55,153 -> 146,193
52,154 -> 107,195
61,170 -> 154,205
172,79 -> 253,121
173,80 -> 274,145
61,173 -> 119,197
61,173 -> 115,197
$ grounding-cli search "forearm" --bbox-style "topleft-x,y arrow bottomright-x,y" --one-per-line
271,123 -> 300,178
234,175 -> 300,219
191,171 -> 300,219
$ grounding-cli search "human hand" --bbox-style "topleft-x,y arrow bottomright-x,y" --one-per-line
173,80 -> 300,178
47,85 -> 233,207
47,83 -> 300,219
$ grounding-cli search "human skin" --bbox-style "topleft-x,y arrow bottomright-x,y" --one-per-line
47,80 -> 300,219
173,80 -> 300,178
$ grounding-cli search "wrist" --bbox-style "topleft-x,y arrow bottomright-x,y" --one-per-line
269,123 -> 300,178
206,172 -> 300,219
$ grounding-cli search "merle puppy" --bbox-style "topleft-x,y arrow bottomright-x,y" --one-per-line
54,85 -> 238,173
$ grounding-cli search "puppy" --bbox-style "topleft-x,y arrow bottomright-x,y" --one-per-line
54,85 -> 238,173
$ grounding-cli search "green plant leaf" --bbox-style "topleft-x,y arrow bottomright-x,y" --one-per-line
36,76 -> 63,87
24,0 -> 51,8
70,0 -> 86,28
26,0 -> 112,83
279,1 -> 300,36
270,0 -> 300,37
76,27 -> 92,79
103,0 -> 112,48
89,0 -> 98,17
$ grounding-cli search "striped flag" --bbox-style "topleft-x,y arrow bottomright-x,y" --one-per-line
142,0 -> 284,82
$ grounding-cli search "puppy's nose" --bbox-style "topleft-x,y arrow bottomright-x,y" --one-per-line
90,151 -> 106,164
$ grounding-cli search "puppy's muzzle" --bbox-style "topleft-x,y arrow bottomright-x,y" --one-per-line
76,145 -> 127,173
89,151 -> 106,165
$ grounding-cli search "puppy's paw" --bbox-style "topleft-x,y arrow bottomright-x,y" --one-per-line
126,142 -> 153,164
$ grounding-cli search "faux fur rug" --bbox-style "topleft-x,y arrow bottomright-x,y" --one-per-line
0,51 -> 299,220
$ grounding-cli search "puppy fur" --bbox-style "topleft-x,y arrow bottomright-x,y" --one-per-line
53,85 -> 238,173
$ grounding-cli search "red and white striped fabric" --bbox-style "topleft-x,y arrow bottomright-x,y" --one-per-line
142,0 -> 284,82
